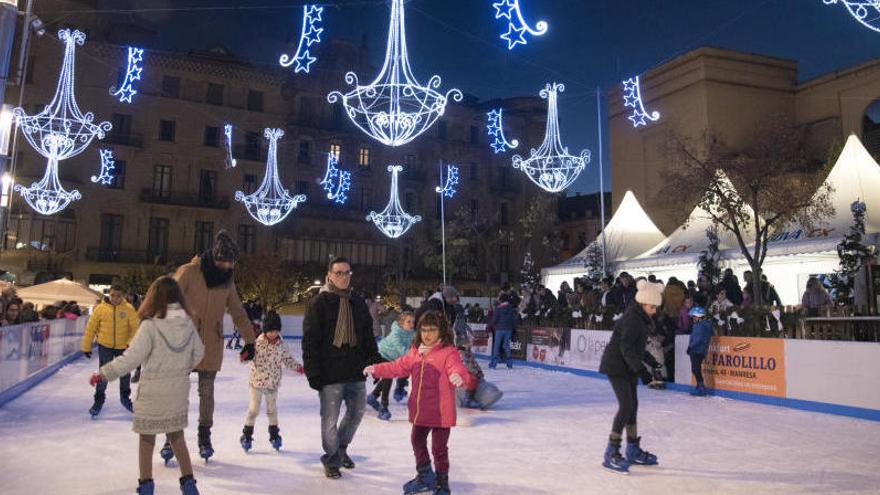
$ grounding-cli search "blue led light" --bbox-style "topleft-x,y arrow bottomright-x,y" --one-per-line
487,108 -> 520,154
110,46 -> 143,103
224,123 -> 237,169
492,0 -> 548,49
91,148 -> 115,185
435,164 -> 459,199
622,76 -> 660,127
279,5 -> 324,73
319,153 -> 352,205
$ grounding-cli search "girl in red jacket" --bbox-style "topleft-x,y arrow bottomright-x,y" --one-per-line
364,311 -> 472,495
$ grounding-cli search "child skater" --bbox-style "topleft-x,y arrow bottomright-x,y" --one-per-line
686,306 -> 713,396
240,310 -> 303,452
367,310 -> 416,420
363,311 -> 473,495
89,276 -> 205,495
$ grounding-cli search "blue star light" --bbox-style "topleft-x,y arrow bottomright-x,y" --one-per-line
280,5 -> 325,74
110,47 -> 144,103
622,76 -> 660,128
320,153 -> 352,205
492,0 -> 548,50
91,149 -> 115,185
486,108 -> 519,154
436,164 -> 460,199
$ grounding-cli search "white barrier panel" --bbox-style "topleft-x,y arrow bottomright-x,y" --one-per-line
675,335 -> 690,385
567,329 -> 613,372
468,324 -> 493,356
223,314 -> 304,338
785,340 -> 880,410
0,318 -> 87,397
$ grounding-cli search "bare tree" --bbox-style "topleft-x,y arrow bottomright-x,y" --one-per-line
236,255 -> 317,311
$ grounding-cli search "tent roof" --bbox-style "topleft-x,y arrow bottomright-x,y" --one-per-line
16,278 -> 103,308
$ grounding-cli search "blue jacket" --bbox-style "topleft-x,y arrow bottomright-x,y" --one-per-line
687,320 -> 713,356
378,321 -> 415,361
491,302 -> 516,332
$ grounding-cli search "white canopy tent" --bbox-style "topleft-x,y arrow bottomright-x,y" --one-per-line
16,278 -> 103,309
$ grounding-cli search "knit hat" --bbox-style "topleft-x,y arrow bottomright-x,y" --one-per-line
442,286 -> 459,300
634,279 -> 664,307
212,229 -> 240,262
262,311 -> 282,332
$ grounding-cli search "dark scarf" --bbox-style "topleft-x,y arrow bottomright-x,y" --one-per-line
320,281 -> 356,348
200,250 -> 233,288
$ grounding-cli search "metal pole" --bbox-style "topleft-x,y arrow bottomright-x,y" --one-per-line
0,0 -> 24,252
439,161 -> 447,287
597,87 -> 607,274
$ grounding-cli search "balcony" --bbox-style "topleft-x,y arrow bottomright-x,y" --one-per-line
140,189 -> 230,209
86,247 -> 192,265
233,145 -> 266,163
103,132 -> 144,148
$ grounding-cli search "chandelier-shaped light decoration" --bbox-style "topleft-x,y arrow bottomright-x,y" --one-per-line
234,128 -> 306,226
493,0 -> 548,49
487,108 -> 519,154
328,0 -> 462,147
91,148 -> 115,185
622,76 -> 660,127
823,0 -> 880,32
319,153 -> 351,205
279,5 -> 324,73
109,46 -> 144,103
224,123 -> 237,169
14,29 -> 111,215
512,83 -> 590,193
435,164 -> 459,199
368,165 -> 422,238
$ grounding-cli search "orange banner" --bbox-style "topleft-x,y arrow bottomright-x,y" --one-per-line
696,336 -> 786,397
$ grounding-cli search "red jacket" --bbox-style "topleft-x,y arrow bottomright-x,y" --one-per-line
372,344 -> 473,428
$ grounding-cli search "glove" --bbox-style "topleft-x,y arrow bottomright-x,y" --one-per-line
83,351 -> 92,359
239,343 -> 255,362
363,365 -> 376,376
89,372 -> 105,387
449,373 -> 464,387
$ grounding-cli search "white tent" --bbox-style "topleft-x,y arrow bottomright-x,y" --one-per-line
16,278 -> 103,309
542,190 -> 665,290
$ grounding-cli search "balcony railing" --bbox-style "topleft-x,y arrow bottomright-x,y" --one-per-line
140,189 -> 230,209
86,247 -> 192,265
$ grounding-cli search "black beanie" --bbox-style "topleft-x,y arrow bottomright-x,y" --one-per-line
262,311 -> 282,332
213,229 -> 240,262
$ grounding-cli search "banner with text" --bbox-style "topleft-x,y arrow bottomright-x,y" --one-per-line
566,329 -> 613,372
698,336 -> 786,397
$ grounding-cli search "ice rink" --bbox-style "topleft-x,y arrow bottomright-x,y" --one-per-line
1,342 -> 878,494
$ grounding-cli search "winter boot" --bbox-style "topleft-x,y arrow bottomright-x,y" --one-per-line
340,448 -> 355,469
602,439 -> 630,474
136,479 -> 154,495
488,357 -> 498,369
625,437 -> 658,466
121,397 -> 134,413
403,463 -> 436,494
131,367 -> 141,384
179,475 -> 199,495
268,425 -> 282,451
197,425 -> 214,461
240,425 -> 254,452
393,384 -> 408,403
324,465 -> 342,479
366,393 -> 382,413
378,404 -> 392,421
159,441 -> 175,465
434,471 -> 450,495
88,400 -> 103,418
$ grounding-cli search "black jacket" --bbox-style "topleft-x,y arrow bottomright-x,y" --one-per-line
599,304 -> 654,378
415,294 -> 456,327
302,291 -> 382,391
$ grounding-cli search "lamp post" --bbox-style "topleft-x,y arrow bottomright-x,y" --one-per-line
0,0 -> 20,251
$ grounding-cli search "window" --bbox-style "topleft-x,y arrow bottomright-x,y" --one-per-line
147,217 -> 169,262
470,163 -> 478,180
329,142 -> 342,160
470,199 -> 478,220
199,170 -> 217,203
203,126 -> 220,147
360,187 -> 372,211
111,113 -> 132,137
296,181 -> 309,197
159,120 -> 176,142
500,201 -> 509,226
299,141 -> 311,164
498,244 -> 510,273
99,214 -> 123,261
25,55 -> 35,84
437,121 -> 447,140
206,83 -> 224,105
245,131 -> 261,160
247,90 -> 263,112
238,225 -> 256,254
194,221 -> 214,253
470,125 -> 479,145
161,76 -> 180,98
152,165 -> 172,198
358,147 -> 370,169
108,160 -> 126,189
243,174 -> 257,195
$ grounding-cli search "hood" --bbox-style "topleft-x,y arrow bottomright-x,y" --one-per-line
429,291 -> 444,303
151,309 -> 196,352
391,321 -> 414,335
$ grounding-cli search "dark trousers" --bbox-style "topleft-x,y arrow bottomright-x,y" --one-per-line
608,375 -> 638,436
95,345 -> 130,403
371,377 -> 409,406
411,425 -> 451,474
690,353 -> 706,385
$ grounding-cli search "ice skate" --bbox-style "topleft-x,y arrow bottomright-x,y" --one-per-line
625,437 -> 658,466
136,479 -> 154,495
240,425 -> 254,452
403,463 -> 436,494
159,441 -> 175,465
393,385 -> 408,403
268,425 -> 282,451
197,425 -> 214,462
366,393 -> 382,413
179,475 -> 199,495
602,439 -> 630,474
88,401 -> 103,419
378,405 -> 392,421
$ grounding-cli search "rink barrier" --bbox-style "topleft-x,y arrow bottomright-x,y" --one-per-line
0,351 -> 84,408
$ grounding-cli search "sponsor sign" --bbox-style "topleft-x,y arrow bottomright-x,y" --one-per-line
0,319 -> 86,395
566,329 -> 613,372
698,336 -> 786,397
509,327 -> 528,360
527,327 -> 570,366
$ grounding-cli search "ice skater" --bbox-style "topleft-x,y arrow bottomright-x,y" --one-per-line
686,306 -> 713,396
367,310 -> 415,420
489,292 -> 515,369
364,311 -> 473,495
599,279 -> 663,474
240,310 -> 303,452
88,276 -> 205,495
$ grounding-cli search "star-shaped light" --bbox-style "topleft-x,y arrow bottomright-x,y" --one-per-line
110,46 -> 145,104
621,76 -> 660,128
486,108 -> 519,154
295,51 -> 317,73
492,0 -> 548,50
493,0 -> 515,19
280,4 -> 325,74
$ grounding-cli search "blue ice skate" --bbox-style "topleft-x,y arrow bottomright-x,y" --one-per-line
240,425 -> 254,453
197,426 -> 214,462
269,425 -> 282,451
602,440 -> 630,474
136,479 -> 154,495
434,472 -> 450,495
159,441 -> 175,465
367,394 -> 382,412
121,397 -> 134,413
625,437 -> 658,466
403,463 -> 436,494
393,385 -> 408,403
378,405 -> 392,421
88,401 -> 102,419
179,475 -> 199,495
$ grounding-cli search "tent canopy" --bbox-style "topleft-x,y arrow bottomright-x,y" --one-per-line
16,278 -> 103,308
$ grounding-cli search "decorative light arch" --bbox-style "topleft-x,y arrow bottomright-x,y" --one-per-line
368,165 -> 421,238
234,128 -> 306,226
823,0 -> 880,32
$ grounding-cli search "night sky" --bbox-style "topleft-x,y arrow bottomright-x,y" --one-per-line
54,0 -> 880,195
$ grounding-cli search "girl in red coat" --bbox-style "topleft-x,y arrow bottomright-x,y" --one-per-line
364,311 -> 472,495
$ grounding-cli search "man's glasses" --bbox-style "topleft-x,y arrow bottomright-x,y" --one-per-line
331,270 -> 353,277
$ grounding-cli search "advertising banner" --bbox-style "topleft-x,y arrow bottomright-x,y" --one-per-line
566,329 -> 613,372
527,327 -> 570,366
509,327 -> 528,360
0,318 -> 85,396
698,336 -> 786,397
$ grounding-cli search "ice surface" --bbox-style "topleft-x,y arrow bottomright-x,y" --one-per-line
1,342 -> 878,494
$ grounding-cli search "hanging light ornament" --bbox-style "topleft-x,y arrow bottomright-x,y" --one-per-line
328,0 -> 462,147
487,108 -> 519,154
234,128 -> 306,226
512,83 -> 590,193
13,29 -> 111,215
368,165 -> 421,238
435,164 -> 459,199
319,153 -> 351,205
91,148 -> 115,185
622,76 -> 660,127
492,0 -> 548,49
224,123 -> 237,169
823,1 -> 880,32
279,5 -> 324,73
109,46 -> 144,103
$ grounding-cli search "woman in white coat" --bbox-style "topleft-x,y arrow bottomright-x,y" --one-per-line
90,276 -> 205,495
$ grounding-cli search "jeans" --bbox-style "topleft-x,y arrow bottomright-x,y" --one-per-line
319,381 -> 366,468
95,345 -> 130,404
689,353 -> 706,386
492,330 -> 512,362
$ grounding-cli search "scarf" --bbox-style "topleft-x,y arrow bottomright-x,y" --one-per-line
200,250 -> 233,288
321,281 -> 357,348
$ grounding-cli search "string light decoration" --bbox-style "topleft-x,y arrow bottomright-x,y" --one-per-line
367,165 -> 421,238
224,123 -> 237,169
435,164 -> 459,199
823,0 -> 880,32
328,0 -> 462,147
487,108 -> 519,154
109,46 -> 144,103
319,153 -> 351,205
91,149 -> 115,185
234,128 -> 306,226
492,0 -> 548,49
13,29 -> 111,215
512,83 -> 590,193
279,5 -> 324,73
622,76 -> 660,127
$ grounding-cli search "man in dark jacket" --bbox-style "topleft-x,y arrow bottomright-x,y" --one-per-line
720,269 -> 743,306
489,292 -> 516,369
415,286 -> 458,326
303,257 -> 382,479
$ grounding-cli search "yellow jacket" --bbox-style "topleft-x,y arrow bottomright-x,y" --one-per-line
81,300 -> 140,352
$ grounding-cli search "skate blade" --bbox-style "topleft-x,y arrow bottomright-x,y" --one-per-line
602,463 -> 630,475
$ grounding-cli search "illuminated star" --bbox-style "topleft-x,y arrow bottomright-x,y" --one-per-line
501,24 -> 527,49
306,5 -> 323,23
623,94 -> 638,108
119,87 -> 137,103
628,113 -> 647,127
303,25 -> 323,46
491,139 -> 508,154
295,50 -> 317,73
493,0 -> 516,20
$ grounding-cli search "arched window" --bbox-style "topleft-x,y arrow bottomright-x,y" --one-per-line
863,98 -> 880,160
